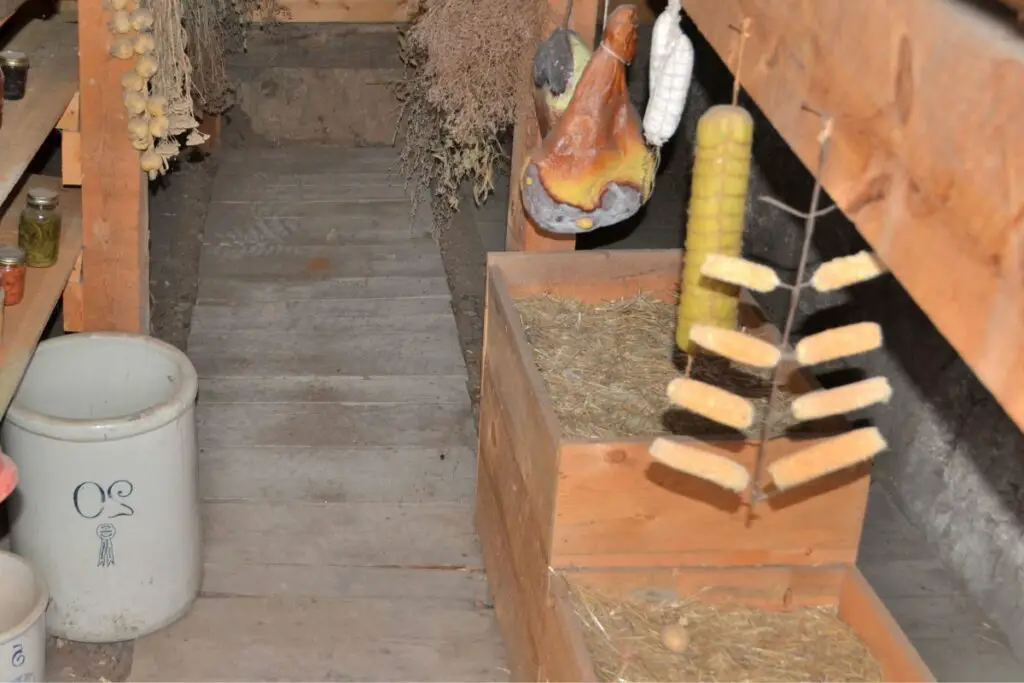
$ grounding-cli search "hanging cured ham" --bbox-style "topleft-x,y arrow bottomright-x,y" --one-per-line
521,5 -> 657,235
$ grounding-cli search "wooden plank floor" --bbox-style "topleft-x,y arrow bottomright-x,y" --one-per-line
129,146 -> 509,682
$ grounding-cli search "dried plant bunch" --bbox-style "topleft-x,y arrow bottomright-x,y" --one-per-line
397,0 -> 544,230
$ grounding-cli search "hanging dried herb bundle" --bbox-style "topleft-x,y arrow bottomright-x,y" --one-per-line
396,0 -> 545,230
181,0 -> 287,116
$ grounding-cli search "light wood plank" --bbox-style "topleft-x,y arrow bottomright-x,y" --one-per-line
202,201 -> 423,245
198,244 -> 445,279
196,402 -> 474,448
190,298 -> 458,334
211,181 -> 409,204
188,329 -> 466,376
198,375 -> 470,404
0,14 -> 78,206
129,596 -> 507,682
199,446 -> 475,504
260,0 -> 414,22
196,275 -> 451,304
215,146 -> 399,175
686,0 -> 1024,432
0,180 -> 82,415
201,563 -> 490,603
202,501 -> 480,567
79,0 -> 148,332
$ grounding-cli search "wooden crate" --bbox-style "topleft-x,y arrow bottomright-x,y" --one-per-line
476,249 -> 892,679
537,566 -> 933,682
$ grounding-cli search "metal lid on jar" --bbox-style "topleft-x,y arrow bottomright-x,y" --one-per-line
0,245 -> 25,266
0,51 -> 28,68
26,187 -> 58,209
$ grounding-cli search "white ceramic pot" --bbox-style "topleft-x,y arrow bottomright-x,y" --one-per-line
3,333 -> 201,643
0,551 -> 49,682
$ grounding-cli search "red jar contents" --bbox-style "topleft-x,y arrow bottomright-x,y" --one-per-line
0,245 -> 27,306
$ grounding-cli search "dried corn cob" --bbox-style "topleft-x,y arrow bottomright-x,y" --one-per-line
649,437 -> 750,492
700,253 -> 780,293
688,324 -> 781,369
676,104 -> 755,353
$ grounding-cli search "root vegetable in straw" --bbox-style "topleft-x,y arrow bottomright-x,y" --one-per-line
675,20 -> 754,355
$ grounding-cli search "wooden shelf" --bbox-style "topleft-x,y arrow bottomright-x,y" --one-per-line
0,12 -> 78,208
685,0 -> 1024,433
0,175 -> 82,416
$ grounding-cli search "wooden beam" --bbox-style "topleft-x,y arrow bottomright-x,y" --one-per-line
686,0 -> 1024,433
505,0 -> 599,252
58,92 -> 82,188
78,0 -> 149,333
262,0 -> 413,22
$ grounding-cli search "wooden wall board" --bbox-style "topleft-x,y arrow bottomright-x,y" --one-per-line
257,0 -> 413,22
685,0 -> 1024,433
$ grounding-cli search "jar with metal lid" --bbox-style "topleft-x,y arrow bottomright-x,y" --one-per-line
0,50 -> 28,100
0,244 -> 27,306
18,188 -> 61,268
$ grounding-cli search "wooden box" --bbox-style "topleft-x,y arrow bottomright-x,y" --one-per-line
538,566 -> 933,681
475,249 -> 925,680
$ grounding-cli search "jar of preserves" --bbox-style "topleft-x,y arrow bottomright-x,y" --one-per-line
0,245 -> 27,306
18,187 -> 61,268
0,50 -> 29,100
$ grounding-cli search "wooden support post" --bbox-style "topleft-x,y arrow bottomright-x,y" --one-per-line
57,92 -> 82,187
77,0 -> 149,333
505,0 -> 599,252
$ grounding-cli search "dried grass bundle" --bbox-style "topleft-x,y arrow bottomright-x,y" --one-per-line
515,293 -> 796,439
397,0 -> 547,229
567,578 -> 883,683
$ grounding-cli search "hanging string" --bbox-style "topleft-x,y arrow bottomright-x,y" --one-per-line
729,18 -> 752,107
563,0 -> 575,28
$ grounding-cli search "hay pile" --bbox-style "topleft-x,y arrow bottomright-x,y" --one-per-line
516,294 -> 796,439
397,0 -> 546,229
567,579 -> 882,683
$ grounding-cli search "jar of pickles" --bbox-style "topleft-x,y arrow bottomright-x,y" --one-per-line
0,245 -> 26,306
18,188 -> 61,268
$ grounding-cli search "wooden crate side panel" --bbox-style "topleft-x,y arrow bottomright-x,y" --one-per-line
552,439 -> 870,568
564,566 -> 846,609
547,567 -> 932,682
840,569 -> 935,682
477,376 -> 554,681
475,445 -> 539,680
494,249 -> 682,302
483,268 -> 562,549
539,575 -> 600,682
